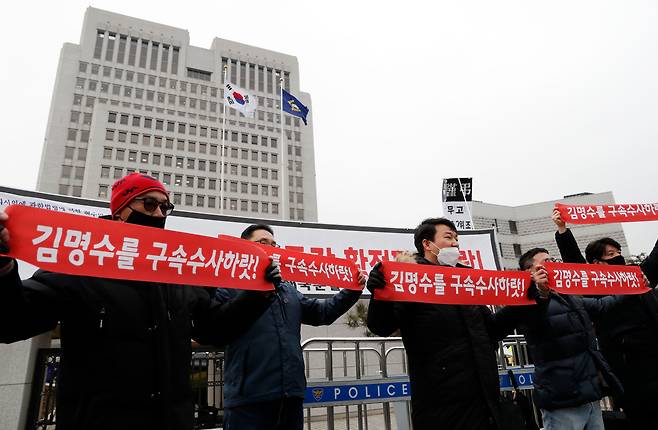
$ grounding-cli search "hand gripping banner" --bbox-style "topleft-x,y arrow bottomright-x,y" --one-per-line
555,202 -> 658,225
374,261 -> 534,306
543,262 -> 649,295
219,234 -> 363,291
0,205 -> 272,290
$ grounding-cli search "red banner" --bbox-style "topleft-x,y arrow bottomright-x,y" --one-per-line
544,262 -> 649,295
374,261 -> 534,306
219,235 -> 363,291
1,205 -> 272,290
556,202 -> 658,225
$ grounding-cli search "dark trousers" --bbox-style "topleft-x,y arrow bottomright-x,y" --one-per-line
224,397 -> 304,430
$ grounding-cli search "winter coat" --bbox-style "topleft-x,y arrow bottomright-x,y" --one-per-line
555,229 -> 658,409
366,255 -> 514,430
215,281 -> 362,408
0,263 -> 271,430
495,289 -> 624,410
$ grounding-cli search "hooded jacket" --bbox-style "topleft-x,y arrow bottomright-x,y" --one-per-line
0,262 -> 271,430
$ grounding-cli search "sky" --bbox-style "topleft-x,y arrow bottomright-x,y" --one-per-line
1,1 -> 657,253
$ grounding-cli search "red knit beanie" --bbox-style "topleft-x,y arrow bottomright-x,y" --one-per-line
110,173 -> 169,216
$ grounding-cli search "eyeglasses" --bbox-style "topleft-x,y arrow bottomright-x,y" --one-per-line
133,197 -> 175,216
255,238 -> 280,248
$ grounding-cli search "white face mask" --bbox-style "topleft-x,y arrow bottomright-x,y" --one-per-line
428,242 -> 460,267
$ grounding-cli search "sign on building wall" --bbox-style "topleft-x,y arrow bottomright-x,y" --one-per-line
0,186 -> 500,295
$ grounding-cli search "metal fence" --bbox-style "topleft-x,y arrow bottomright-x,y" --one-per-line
25,346 -> 226,430
31,334 -> 611,430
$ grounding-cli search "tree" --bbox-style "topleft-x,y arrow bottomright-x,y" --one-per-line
345,302 -> 376,337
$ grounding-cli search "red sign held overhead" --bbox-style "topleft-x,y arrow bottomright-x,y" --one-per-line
556,202 -> 658,225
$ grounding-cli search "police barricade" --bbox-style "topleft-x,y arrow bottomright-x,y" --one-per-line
300,336 -> 537,430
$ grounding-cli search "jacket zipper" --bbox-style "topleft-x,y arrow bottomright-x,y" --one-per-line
99,307 -> 106,329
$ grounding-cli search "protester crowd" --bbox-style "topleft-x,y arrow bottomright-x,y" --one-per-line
0,172 -> 657,430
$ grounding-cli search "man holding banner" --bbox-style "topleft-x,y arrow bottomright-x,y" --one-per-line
216,223 -> 365,430
553,208 -> 658,429
0,173 -> 278,430
503,248 -> 626,430
365,217 -> 520,430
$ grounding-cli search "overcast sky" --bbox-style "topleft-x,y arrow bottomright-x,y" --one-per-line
1,1 -> 657,253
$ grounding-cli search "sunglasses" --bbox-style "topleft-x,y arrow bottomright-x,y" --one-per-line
133,197 -> 175,216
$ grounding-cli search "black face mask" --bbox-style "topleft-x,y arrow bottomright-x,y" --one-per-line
601,255 -> 626,266
124,208 -> 167,229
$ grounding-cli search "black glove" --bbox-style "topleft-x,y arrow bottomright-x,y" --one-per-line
264,261 -> 282,287
366,262 -> 386,294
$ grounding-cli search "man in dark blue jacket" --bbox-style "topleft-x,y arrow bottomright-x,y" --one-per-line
496,248 -> 626,430
215,224 -> 365,430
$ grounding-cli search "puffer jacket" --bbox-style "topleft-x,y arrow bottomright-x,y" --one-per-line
0,262 -> 271,430
215,281 -> 362,408
367,254 -> 514,430
495,289 -> 624,410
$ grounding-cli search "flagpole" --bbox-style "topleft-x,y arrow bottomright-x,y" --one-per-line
279,75 -> 287,221
220,65 -> 228,215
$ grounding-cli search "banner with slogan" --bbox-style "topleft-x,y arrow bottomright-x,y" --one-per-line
556,202 -> 658,225
375,261 -> 534,306
0,205 -> 273,291
219,234 -> 363,291
0,186 -> 501,296
543,262 -> 649,295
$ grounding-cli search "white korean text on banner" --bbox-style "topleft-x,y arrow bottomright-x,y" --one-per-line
0,187 -> 500,296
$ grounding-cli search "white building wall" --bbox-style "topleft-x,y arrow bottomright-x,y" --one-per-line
472,192 -> 628,269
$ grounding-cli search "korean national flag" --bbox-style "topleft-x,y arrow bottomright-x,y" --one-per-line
282,89 -> 309,125
224,82 -> 257,118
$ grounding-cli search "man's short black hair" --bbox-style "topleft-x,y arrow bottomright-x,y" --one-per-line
519,248 -> 549,270
241,224 -> 274,240
413,218 -> 457,255
585,238 -> 621,263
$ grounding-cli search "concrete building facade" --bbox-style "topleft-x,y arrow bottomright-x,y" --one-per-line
37,7 -> 318,221
472,192 -> 629,269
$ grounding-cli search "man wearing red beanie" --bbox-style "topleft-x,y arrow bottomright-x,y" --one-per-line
0,173 -> 278,430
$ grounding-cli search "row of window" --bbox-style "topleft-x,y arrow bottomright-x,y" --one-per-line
73,87 -> 304,130
98,181 -> 300,217
93,30 -> 181,75
90,30 -> 292,97
100,146 -> 281,180
79,63 -> 214,96
105,112 -> 300,140
104,131 -> 282,163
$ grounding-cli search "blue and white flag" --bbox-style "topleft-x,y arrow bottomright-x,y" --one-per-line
282,89 -> 309,125
224,82 -> 257,118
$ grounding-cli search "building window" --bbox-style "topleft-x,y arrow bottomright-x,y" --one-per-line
93,30 -> 104,59
187,68 -> 212,81
74,167 -> 85,180
114,167 -> 123,179
116,149 -> 125,161
103,147 -> 112,159
272,203 -> 279,215
128,151 -> 137,162
101,166 -> 110,178
509,220 -> 518,235
185,194 -> 193,206
105,33 -> 116,61
61,165 -> 72,178
72,186 -> 82,197
513,244 -> 522,258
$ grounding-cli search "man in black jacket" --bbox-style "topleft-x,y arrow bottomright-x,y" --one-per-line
0,173 -> 277,430
366,218 -> 515,430
552,208 -> 658,429
496,248 -> 626,430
